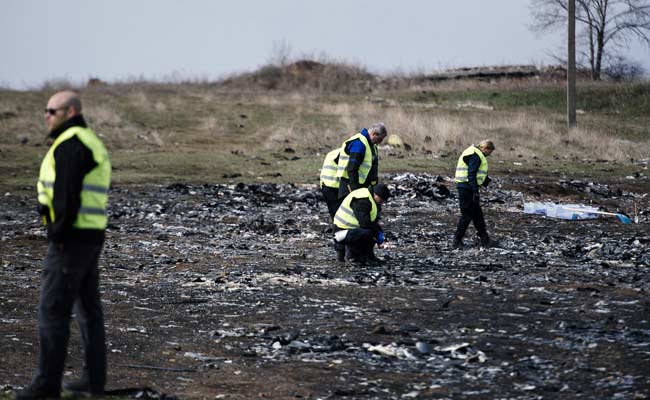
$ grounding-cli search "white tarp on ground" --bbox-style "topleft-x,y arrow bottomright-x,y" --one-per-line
523,202 -> 599,220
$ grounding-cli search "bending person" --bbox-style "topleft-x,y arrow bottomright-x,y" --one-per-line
334,183 -> 391,263
336,123 -> 387,200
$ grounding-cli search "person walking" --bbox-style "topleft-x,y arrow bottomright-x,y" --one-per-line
336,123 -> 387,200
17,91 -> 111,399
333,183 -> 390,263
452,140 -> 495,248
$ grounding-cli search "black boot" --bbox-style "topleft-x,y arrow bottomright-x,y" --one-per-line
479,233 -> 495,248
336,247 -> 345,262
365,243 -> 382,264
63,374 -> 104,397
63,368 -> 104,397
344,245 -> 366,265
62,377 -> 88,393
333,240 -> 346,262
24,327 -> 68,400
452,237 -> 463,249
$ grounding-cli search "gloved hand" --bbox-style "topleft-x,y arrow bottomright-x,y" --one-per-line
482,176 -> 492,187
376,231 -> 385,245
472,191 -> 480,204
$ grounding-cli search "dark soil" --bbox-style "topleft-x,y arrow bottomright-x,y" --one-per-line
1,173 -> 649,399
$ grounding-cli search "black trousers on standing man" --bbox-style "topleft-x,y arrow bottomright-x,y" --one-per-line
321,185 -> 342,220
31,241 -> 106,394
454,186 -> 488,244
322,185 -> 346,261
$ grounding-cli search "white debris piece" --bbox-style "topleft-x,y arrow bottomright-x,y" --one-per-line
365,343 -> 418,360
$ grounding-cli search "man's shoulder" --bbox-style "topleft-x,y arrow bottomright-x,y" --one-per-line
351,196 -> 371,207
347,137 -> 366,151
55,135 -> 87,153
463,151 -> 480,162
53,135 -> 96,169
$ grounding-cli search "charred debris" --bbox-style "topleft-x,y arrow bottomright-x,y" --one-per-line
1,173 -> 649,399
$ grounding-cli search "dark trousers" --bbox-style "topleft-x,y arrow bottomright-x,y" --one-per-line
454,187 -> 487,240
321,185 -> 342,220
322,185 -> 345,260
342,228 -> 376,260
32,241 -> 106,392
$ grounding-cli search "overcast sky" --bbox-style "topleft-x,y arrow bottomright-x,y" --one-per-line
1,0 -> 648,89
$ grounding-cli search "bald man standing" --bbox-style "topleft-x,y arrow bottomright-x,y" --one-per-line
18,91 -> 110,399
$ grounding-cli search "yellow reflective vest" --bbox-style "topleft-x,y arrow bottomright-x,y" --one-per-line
336,133 -> 377,186
454,145 -> 488,186
37,126 -> 111,230
334,188 -> 378,230
320,149 -> 340,188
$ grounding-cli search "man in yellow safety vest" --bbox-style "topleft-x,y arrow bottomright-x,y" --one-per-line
333,183 -> 391,263
453,140 -> 495,248
336,123 -> 387,200
18,91 -> 110,400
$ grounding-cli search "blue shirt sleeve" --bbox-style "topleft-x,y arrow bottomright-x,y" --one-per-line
346,139 -> 366,161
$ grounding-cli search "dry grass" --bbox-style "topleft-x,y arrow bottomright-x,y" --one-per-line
567,127 -> 645,161
275,99 -> 650,163
85,103 -> 123,127
2,86 -> 647,164
1,71 -> 649,188
126,90 -> 153,110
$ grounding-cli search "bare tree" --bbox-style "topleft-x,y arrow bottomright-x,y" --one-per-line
267,39 -> 293,67
530,0 -> 650,80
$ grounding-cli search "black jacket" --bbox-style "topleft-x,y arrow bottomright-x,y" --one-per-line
350,197 -> 381,235
41,115 -> 105,244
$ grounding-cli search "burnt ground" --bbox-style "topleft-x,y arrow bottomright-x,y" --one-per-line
1,172 -> 650,400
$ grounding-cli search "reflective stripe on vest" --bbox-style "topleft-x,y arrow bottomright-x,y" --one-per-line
37,126 -> 111,229
333,188 -> 378,230
454,145 -> 488,185
320,149 -> 341,188
335,133 -> 377,185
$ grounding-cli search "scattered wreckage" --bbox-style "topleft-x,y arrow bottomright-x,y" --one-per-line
1,173 -> 649,399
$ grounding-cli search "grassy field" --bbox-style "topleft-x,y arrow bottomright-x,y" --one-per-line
1,73 -> 649,192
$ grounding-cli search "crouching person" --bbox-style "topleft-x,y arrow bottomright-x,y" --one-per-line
333,183 -> 390,264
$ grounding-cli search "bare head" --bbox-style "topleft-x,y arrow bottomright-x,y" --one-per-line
44,91 -> 82,132
368,122 -> 388,144
478,140 -> 495,157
